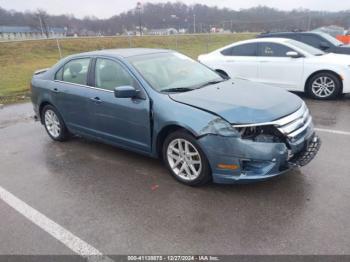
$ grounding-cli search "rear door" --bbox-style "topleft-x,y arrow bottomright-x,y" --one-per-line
219,43 -> 259,80
88,57 -> 152,153
257,42 -> 304,91
52,57 -> 94,134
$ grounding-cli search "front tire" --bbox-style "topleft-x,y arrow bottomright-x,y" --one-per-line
42,105 -> 69,142
162,130 -> 211,186
307,72 -> 341,100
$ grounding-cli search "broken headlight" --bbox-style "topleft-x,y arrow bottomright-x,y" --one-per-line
236,125 -> 285,143
200,118 -> 240,137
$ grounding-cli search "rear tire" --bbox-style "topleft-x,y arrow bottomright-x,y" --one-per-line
41,105 -> 69,142
162,130 -> 211,186
307,72 -> 341,100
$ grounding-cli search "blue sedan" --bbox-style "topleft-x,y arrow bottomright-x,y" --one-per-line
31,48 -> 320,186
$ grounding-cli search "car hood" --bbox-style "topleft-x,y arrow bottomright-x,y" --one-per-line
169,79 -> 303,124
334,45 -> 350,55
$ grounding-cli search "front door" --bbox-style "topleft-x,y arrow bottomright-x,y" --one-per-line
257,42 -> 304,91
89,58 -> 151,153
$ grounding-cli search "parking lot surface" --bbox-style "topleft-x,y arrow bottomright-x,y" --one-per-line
0,95 -> 350,256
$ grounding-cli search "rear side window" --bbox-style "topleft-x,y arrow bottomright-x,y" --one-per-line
221,43 -> 257,56
258,43 -> 293,57
60,58 -> 91,85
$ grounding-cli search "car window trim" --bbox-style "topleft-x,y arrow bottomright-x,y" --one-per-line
53,56 -> 117,93
53,80 -> 114,93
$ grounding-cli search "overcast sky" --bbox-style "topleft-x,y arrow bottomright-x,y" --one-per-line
0,0 -> 349,18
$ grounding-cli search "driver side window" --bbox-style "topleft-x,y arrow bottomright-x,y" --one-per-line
258,43 -> 294,57
95,58 -> 135,91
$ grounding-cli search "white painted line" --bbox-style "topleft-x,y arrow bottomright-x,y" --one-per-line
315,128 -> 350,136
0,185 -> 113,262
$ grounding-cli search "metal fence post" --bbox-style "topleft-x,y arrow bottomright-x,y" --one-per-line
206,32 -> 210,53
128,34 -> 132,48
175,34 -> 178,50
56,38 -> 62,58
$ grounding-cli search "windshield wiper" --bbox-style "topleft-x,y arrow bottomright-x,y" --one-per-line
198,79 -> 226,88
161,87 -> 194,93
161,79 -> 226,93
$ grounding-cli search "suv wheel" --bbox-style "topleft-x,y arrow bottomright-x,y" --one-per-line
307,72 -> 341,100
163,130 -> 211,186
42,105 -> 69,141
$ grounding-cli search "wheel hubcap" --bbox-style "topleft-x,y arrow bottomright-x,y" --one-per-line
167,139 -> 202,181
311,76 -> 335,98
44,110 -> 61,138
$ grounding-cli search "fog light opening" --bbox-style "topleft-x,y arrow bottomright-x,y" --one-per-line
217,164 -> 239,170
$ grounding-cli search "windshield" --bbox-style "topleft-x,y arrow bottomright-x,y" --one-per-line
286,39 -> 325,56
128,52 -> 222,92
315,32 -> 343,46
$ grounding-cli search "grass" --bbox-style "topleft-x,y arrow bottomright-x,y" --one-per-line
0,33 -> 255,103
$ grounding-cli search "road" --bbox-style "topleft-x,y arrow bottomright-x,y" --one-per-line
0,96 -> 350,258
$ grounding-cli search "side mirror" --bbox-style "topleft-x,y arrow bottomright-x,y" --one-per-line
114,86 -> 139,98
320,42 -> 330,50
216,70 -> 230,80
286,51 -> 302,58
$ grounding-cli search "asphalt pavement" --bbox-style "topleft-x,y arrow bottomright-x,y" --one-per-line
0,95 -> 350,257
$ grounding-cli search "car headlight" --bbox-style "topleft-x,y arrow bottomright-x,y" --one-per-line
200,118 -> 240,137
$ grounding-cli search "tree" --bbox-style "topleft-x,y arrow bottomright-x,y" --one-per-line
35,9 -> 50,38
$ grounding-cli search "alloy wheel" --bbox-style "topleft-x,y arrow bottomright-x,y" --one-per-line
166,138 -> 202,181
44,109 -> 61,138
311,76 -> 336,98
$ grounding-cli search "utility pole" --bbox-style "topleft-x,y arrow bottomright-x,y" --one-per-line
307,13 -> 312,31
136,2 -> 142,36
193,14 -> 196,34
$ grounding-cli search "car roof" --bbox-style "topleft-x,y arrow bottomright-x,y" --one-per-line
70,48 -> 172,59
231,37 -> 292,45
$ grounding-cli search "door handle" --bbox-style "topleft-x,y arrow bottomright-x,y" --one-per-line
226,60 -> 235,62
52,88 -> 59,93
260,61 -> 269,63
90,97 -> 102,104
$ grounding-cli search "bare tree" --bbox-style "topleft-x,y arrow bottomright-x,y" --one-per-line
35,9 -> 50,38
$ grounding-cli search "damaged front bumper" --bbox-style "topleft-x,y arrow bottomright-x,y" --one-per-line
197,128 -> 321,184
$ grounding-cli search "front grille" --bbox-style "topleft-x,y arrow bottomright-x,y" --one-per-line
233,102 -> 312,141
273,103 -> 312,140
